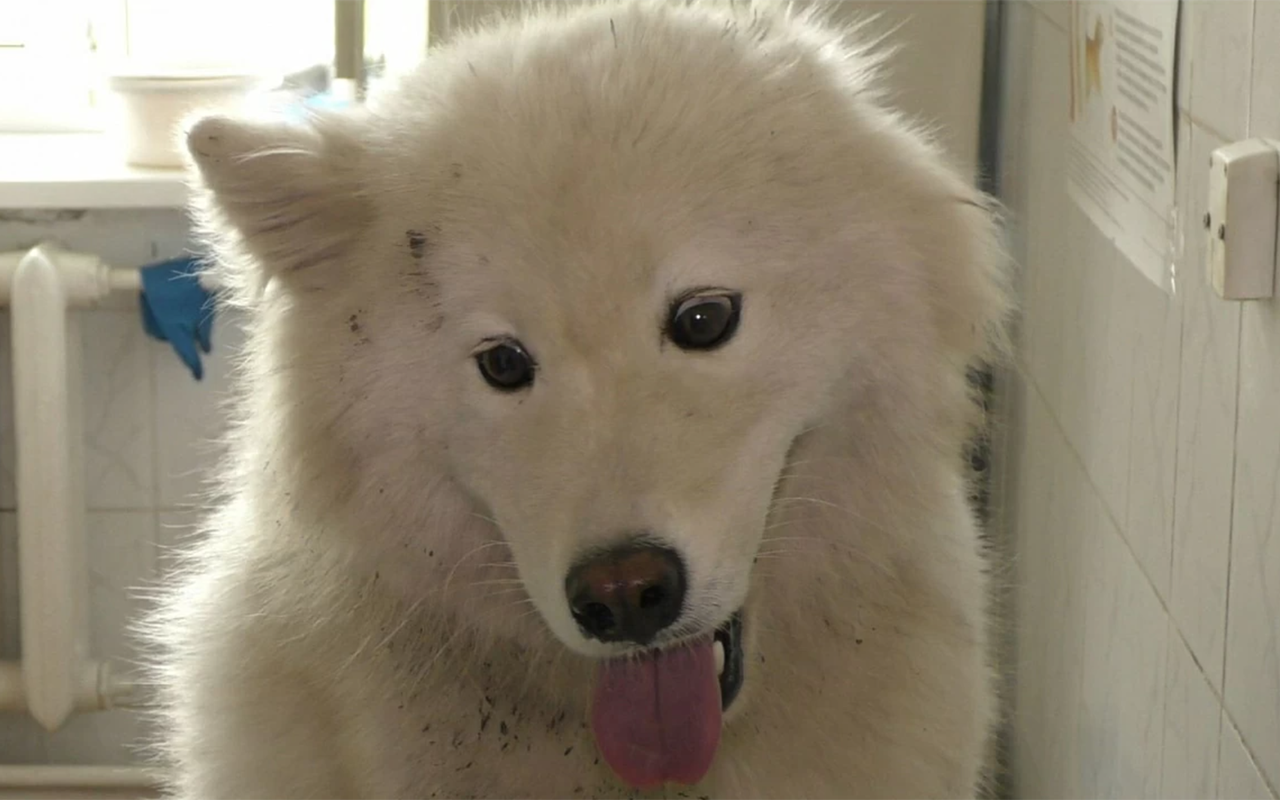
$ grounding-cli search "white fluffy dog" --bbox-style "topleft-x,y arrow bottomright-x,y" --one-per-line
146,1 -> 1010,797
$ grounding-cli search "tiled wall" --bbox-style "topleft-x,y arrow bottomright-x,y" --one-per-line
0,209 -> 243,764
1000,1 -> 1279,797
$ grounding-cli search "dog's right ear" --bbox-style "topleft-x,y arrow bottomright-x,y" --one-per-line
186,112 -> 369,290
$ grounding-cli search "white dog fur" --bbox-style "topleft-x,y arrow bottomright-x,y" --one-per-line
144,1 -> 1011,797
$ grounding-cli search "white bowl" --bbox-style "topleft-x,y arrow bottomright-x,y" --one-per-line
107,70 -> 264,168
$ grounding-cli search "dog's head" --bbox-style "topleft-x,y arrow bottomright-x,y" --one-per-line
189,1 -> 1006,787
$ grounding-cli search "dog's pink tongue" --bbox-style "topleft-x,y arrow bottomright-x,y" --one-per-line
591,640 -> 721,789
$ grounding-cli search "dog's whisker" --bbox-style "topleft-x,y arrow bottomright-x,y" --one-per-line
441,540 -> 514,600
769,496 -> 900,539
467,577 -> 527,588
760,516 -> 827,533
756,534 -> 894,577
476,586 -> 531,600
751,552 -> 797,560
336,592 -> 431,674
469,511 -> 502,527
402,596 -> 545,697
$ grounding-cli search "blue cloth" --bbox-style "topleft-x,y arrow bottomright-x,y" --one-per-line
139,257 -> 215,380
281,91 -> 352,122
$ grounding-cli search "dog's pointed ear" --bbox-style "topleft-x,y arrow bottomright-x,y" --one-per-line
186,112 -> 370,291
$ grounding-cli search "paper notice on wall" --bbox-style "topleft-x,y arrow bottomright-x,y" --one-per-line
1067,0 -> 1180,293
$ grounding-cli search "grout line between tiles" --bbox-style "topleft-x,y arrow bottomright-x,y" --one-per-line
1160,113 -> 1192,800
1224,705 -> 1280,800
1017,363 -> 1163,610
1020,361 -> 1187,642
1221,294 -> 1246,730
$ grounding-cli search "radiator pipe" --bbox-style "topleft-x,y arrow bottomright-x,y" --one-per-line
0,244 -> 146,731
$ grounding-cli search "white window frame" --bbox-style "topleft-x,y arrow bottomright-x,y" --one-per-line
0,3 -> 119,132
0,1 -> 430,134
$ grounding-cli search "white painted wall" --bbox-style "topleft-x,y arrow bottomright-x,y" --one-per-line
432,0 -> 988,172
828,1 -> 986,178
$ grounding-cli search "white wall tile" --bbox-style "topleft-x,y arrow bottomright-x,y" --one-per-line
81,311 -> 155,511
1218,720 -> 1277,800
1011,383 -> 1087,799
1075,511 -> 1169,800
1037,197 -> 1134,528
1171,123 -> 1237,690
1029,0 -> 1069,33
1223,297 -> 1280,791
1123,299 -> 1186,797
1077,231 -> 1134,526
1013,13 -> 1070,401
86,512 -> 157,662
1187,0 -> 1255,141
1250,0 -> 1280,138
1161,631 -> 1221,798
1041,203 -> 1106,450
1123,116 -> 1190,602
0,308 -> 156,513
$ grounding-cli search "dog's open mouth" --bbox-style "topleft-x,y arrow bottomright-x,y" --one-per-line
591,611 -> 745,789
713,612 -> 745,710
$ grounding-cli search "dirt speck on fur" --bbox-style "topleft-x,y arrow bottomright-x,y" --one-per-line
406,230 -> 428,259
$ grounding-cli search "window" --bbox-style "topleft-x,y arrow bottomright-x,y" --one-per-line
0,1 -> 429,133
0,2 -> 115,131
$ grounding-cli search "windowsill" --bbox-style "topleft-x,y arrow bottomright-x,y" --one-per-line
0,133 -> 188,210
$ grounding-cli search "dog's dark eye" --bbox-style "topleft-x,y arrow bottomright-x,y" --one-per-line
476,341 -> 535,390
667,293 -> 741,350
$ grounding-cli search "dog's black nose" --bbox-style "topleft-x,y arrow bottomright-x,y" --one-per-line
565,540 -> 686,645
